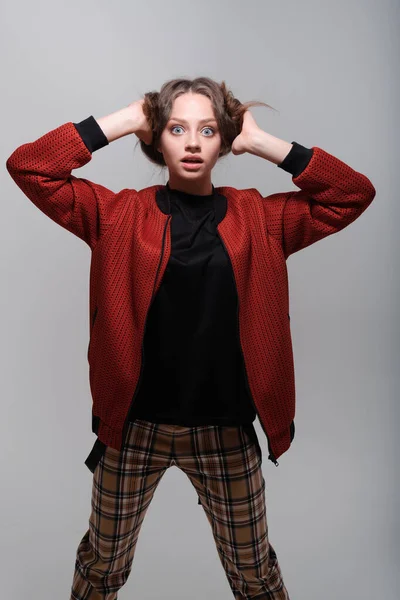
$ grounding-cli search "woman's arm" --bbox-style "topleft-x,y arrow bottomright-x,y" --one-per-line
96,106 -> 140,143
233,110 -> 376,258
248,129 -> 294,165
258,141 -> 376,258
5,106 -> 142,250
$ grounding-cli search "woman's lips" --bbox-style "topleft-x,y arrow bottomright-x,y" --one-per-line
181,161 -> 203,170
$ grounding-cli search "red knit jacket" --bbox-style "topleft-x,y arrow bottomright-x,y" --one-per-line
6,121 -> 376,464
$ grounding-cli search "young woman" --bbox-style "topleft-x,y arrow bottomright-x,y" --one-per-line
6,76 -> 376,600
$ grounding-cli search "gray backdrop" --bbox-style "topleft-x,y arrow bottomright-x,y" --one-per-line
1,0 -> 398,598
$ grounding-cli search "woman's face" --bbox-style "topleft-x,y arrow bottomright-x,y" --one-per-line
157,92 -> 222,194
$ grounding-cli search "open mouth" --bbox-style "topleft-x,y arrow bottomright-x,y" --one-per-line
181,160 -> 203,169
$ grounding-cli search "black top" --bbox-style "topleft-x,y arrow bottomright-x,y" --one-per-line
73,115 -> 313,475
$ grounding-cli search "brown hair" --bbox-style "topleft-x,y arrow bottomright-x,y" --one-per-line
137,76 -> 278,167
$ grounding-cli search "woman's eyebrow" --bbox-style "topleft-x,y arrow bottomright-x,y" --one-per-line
168,117 -> 218,124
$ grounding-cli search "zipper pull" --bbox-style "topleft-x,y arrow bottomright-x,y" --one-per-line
268,454 -> 279,467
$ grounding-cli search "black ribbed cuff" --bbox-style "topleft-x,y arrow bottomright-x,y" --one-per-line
73,115 -> 109,153
277,141 -> 313,177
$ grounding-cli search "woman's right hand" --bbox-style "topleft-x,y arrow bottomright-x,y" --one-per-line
128,99 -> 153,146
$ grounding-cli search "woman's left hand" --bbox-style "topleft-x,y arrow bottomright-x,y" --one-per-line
231,110 -> 262,155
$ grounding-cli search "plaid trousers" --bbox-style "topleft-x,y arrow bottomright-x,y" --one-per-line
70,419 -> 290,599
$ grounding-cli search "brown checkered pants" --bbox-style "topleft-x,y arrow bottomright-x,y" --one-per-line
70,419 -> 290,599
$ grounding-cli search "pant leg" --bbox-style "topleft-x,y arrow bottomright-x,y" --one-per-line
174,423 -> 290,600
70,420 -> 173,600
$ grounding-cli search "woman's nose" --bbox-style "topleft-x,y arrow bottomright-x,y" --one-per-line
186,140 -> 201,150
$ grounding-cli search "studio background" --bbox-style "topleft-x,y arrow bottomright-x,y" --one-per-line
1,1 -> 398,598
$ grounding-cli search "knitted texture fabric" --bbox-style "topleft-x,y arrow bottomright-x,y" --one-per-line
6,122 -> 376,462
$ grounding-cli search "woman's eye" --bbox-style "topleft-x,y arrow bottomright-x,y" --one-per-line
170,126 -> 214,136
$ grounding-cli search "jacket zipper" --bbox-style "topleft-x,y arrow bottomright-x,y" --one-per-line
218,235 -> 280,467
121,215 -> 172,446
235,293 -> 279,467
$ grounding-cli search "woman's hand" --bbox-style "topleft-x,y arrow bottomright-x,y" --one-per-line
127,99 -> 153,145
231,110 -> 263,156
